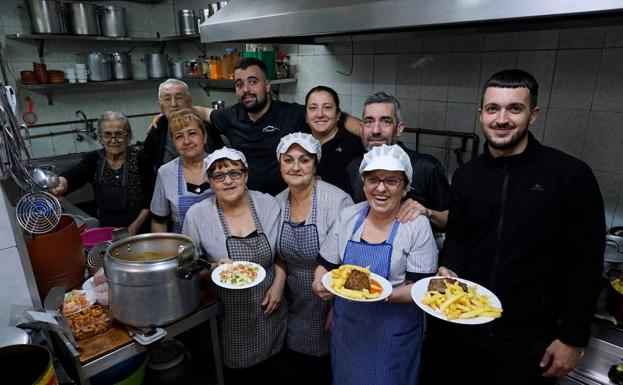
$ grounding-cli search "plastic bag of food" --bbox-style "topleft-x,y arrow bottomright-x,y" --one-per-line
65,303 -> 111,340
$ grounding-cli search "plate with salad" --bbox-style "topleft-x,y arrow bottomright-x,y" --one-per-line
211,261 -> 266,289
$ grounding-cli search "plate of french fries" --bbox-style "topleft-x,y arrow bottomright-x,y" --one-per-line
411,276 -> 503,324
322,264 -> 392,302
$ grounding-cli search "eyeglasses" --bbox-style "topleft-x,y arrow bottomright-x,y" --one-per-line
209,169 -> 245,183
363,175 -> 402,190
100,132 -> 128,141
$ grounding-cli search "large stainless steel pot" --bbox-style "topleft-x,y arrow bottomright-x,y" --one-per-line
143,54 -> 170,79
104,233 -> 207,327
111,52 -> 133,80
98,6 -> 127,37
68,2 -> 99,35
25,0 -> 65,34
84,53 -> 112,81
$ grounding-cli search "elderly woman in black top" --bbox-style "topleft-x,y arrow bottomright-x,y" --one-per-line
50,111 -> 153,234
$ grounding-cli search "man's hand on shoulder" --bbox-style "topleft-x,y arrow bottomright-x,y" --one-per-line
540,339 -> 583,377
147,114 -> 163,135
396,198 -> 430,223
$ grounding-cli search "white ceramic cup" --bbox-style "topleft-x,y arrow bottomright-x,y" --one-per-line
74,63 -> 86,71
66,68 -> 76,83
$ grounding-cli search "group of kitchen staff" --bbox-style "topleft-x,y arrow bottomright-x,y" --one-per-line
51,58 -> 605,385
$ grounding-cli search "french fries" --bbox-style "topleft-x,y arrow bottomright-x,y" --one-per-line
421,280 -> 502,320
330,265 -> 381,300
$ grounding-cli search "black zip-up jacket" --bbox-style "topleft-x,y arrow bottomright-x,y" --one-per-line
440,133 -> 605,347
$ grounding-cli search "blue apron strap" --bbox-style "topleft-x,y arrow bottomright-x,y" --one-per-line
386,219 -> 400,245
176,158 -> 184,195
350,204 -> 369,239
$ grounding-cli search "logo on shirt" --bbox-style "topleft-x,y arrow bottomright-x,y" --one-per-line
262,125 -> 280,133
335,147 -> 343,152
530,183 -> 544,192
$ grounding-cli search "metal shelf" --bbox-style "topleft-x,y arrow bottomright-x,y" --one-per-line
6,33 -> 200,43
16,77 -> 297,105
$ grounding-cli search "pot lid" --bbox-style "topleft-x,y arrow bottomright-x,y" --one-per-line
0,328 -> 30,349
605,243 -> 623,264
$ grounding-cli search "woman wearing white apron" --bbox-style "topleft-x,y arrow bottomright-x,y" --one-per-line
275,133 -> 353,385
183,147 -> 287,385
150,109 -> 214,233
313,145 -> 438,385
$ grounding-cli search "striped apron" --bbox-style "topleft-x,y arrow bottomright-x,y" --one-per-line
331,205 -> 423,385
279,187 -> 330,356
215,192 -> 287,368
172,159 -> 212,233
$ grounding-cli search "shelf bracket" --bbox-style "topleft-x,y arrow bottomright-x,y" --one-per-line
45,90 -> 54,106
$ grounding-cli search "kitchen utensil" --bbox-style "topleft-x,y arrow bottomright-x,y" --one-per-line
15,191 -> 61,234
177,9 -> 197,36
47,69 -> 65,84
68,2 -> 99,35
22,97 -> 37,126
111,51 -> 133,80
30,167 -> 60,189
0,344 -> 58,385
45,286 -> 79,348
33,62 -> 49,83
4,86 -> 16,114
20,70 -> 39,84
87,241 -> 111,275
171,61 -> 187,79
84,52 -> 113,82
25,0 -> 65,34
81,227 -> 116,248
142,54 -> 170,79
98,5 -> 128,37
104,233 -> 209,327
65,67 -> 76,83
25,215 -> 85,295
0,327 -> 31,348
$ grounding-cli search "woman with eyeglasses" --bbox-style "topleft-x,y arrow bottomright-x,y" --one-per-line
312,144 -> 438,385
183,147 -> 287,384
274,132 -> 353,385
50,111 -> 153,234
150,109 -> 214,233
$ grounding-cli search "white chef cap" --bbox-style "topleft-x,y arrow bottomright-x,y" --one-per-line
204,147 -> 248,173
359,144 -> 413,185
276,132 -> 322,161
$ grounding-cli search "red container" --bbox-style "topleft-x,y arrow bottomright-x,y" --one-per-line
81,227 -> 117,248
26,215 -> 85,296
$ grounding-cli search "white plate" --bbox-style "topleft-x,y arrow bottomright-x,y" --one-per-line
322,270 -> 392,302
211,261 -> 266,289
411,276 -> 502,325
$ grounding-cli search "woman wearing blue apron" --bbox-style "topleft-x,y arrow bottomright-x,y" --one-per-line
150,109 -> 214,233
183,147 -> 287,385
51,112 -> 154,234
313,145 -> 439,385
275,133 -> 353,385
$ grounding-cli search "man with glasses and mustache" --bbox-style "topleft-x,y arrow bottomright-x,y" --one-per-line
346,91 -> 451,230
193,58 -> 362,196
143,79 -> 224,173
50,111 -> 154,234
430,69 -> 605,385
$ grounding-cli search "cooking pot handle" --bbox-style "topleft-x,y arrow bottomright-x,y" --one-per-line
177,244 -> 211,279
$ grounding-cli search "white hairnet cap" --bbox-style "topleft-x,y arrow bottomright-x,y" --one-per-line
276,132 -> 322,161
204,147 -> 248,173
359,144 -> 412,185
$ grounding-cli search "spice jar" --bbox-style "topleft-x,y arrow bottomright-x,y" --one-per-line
222,48 -> 240,80
208,56 -> 223,80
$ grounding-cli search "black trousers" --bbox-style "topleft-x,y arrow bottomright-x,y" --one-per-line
224,351 -> 286,385
279,346 -> 332,385
421,317 -> 558,385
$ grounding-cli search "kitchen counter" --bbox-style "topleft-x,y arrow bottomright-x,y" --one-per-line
55,293 -> 224,385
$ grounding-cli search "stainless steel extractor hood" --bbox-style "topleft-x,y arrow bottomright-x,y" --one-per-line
200,0 -> 623,43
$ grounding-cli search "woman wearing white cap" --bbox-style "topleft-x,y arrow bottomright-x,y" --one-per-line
150,109 -> 214,233
313,144 -> 438,385
275,132 -> 353,384
182,147 -> 287,384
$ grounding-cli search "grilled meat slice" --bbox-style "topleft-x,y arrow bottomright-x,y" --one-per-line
344,269 -> 371,291
427,278 -> 467,293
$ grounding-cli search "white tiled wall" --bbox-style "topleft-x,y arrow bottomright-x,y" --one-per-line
0,0 -> 238,158
278,24 -> 623,228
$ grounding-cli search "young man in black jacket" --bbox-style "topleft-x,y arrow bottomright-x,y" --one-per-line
432,69 -> 605,384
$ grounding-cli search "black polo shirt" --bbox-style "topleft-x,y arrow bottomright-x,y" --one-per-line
346,142 -> 451,211
316,125 -> 365,194
210,100 -> 308,195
